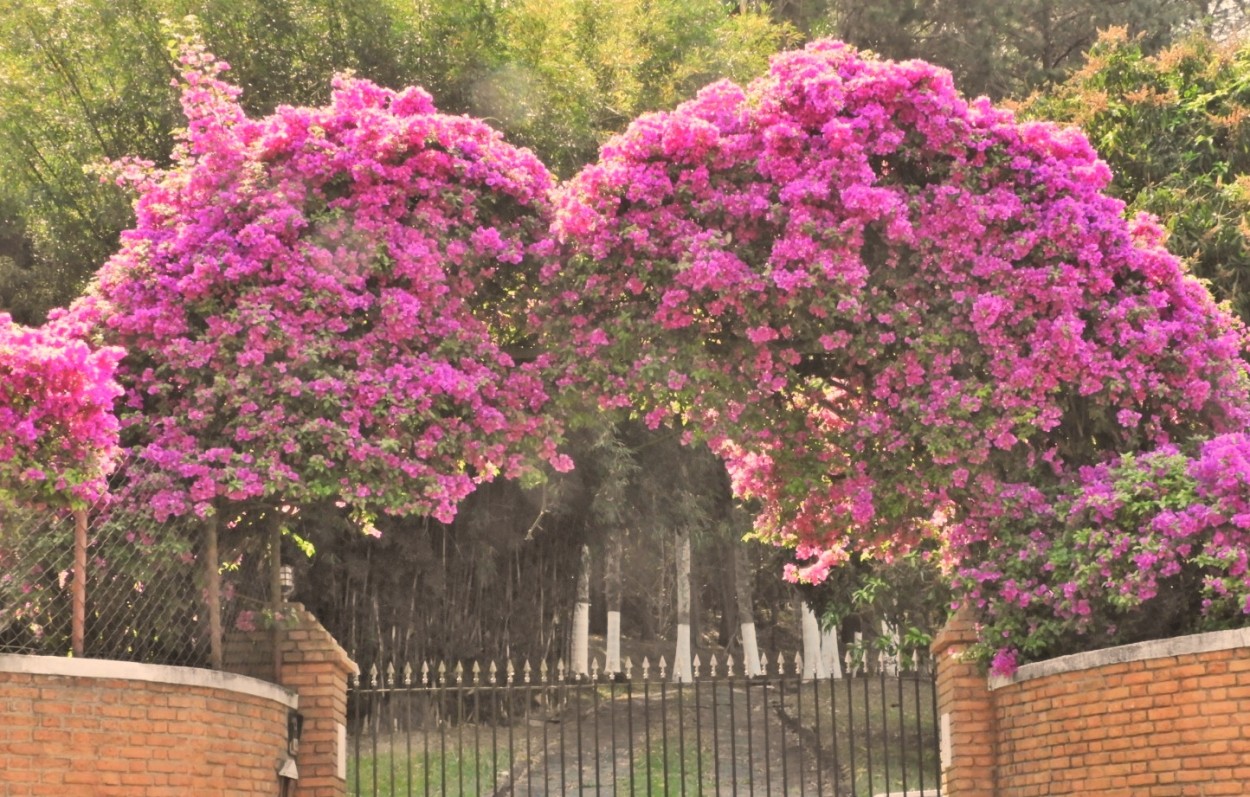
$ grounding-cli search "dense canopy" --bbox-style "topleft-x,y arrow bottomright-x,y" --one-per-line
539,41 -> 1250,668
28,38 -> 1250,670
70,45 -> 567,522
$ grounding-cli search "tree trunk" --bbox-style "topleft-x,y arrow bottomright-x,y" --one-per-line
604,528 -> 623,675
270,512 -> 284,683
205,512 -> 222,670
717,537 -> 738,646
673,526 -> 692,683
71,507 -> 87,658
821,623 -> 843,679
572,544 -> 591,677
800,600 -> 828,680
733,539 -> 763,677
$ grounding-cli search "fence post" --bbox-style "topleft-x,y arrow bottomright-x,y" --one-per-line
280,602 -> 359,797
932,609 -> 998,797
71,507 -> 87,657
205,512 -> 223,670
270,514 -> 284,682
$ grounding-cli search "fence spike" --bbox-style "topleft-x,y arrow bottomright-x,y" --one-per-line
523,660 -> 532,685
726,653 -> 735,678
437,660 -> 448,686
794,651 -> 803,676
506,659 -> 515,685
590,657 -> 600,681
709,653 -> 719,678
759,651 -> 769,677
539,659 -> 548,684
488,660 -> 498,685
658,656 -> 668,680
454,661 -> 464,685
623,656 -> 633,680
692,654 -> 702,679
386,661 -> 396,686
403,662 -> 413,686
641,656 -> 650,680
368,662 -> 379,687
472,660 -> 481,685
421,661 -> 430,687
556,658 -> 567,682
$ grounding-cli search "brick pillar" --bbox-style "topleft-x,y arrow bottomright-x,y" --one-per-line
279,602 -> 358,797
932,609 -> 998,797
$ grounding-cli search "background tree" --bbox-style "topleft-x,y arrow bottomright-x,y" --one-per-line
1021,29 -> 1250,322
769,0 -> 1234,98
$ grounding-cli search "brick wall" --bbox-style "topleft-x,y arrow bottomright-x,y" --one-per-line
0,654 -> 296,797
937,627 -> 1250,796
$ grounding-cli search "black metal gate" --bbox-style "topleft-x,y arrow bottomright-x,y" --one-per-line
347,655 -> 941,796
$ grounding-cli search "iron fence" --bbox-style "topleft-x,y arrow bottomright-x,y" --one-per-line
348,653 -> 941,797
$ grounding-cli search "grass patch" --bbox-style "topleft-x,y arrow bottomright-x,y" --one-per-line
347,736 -> 511,797
776,673 -> 941,797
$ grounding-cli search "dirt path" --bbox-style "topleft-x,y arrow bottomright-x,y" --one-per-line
499,680 -> 837,796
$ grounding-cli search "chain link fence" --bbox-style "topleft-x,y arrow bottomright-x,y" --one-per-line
0,452 -> 277,679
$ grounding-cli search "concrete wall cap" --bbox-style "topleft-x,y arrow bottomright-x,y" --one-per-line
987,626 -> 1250,690
0,652 -> 298,708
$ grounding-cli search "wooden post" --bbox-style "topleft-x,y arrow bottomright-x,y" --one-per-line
205,512 -> 223,670
270,513 -> 284,684
71,507 -> 88,657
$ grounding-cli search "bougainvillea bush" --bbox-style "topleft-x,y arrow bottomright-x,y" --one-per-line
71,43 -> 568,523
0,313 -> 122,506
56,35 -> 1250,671
540,40 -> 1250,672
959,433 -> 1250,671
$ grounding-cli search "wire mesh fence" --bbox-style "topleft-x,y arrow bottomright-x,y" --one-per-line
0,452 -> 277,678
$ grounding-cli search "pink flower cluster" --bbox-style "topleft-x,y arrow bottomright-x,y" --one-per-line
72,47 -> 568,521
956,433 -> 1250,674
541,41 -> 1250,661
0,313 -> 123,505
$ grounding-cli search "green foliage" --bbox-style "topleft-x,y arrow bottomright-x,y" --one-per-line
778,0 -> 1216,98
1022,29 -> 1250,322
802,551 -> 950,664
0,0 -> 788,323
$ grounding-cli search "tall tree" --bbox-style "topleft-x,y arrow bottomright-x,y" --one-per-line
771,0 -> 1223,98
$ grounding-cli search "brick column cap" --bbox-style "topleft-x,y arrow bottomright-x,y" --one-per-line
284,602 -> 360,676
931,606 -> 981,659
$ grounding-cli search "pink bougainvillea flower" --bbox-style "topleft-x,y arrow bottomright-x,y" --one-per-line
0,313 -> 124,505
68,42 -> 566,521
540,40 -> 1250,665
